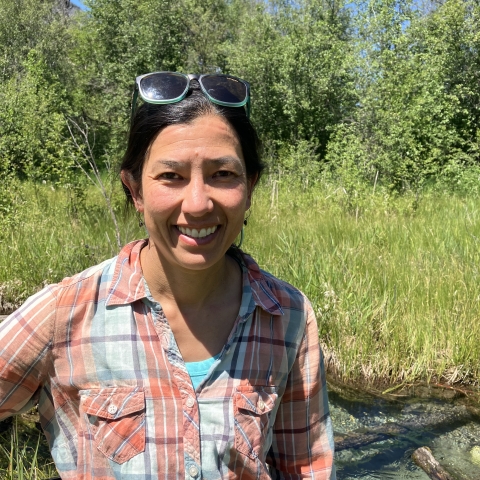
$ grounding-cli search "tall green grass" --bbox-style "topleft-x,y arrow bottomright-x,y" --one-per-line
1,179 -> 480,387
245,182 -> 480,386
0,417 -> 58,479
0,180 -> 143,312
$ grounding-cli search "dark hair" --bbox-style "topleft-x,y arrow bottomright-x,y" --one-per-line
120,82 -> 264,203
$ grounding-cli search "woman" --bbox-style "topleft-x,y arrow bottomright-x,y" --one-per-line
0,73 -> 335,479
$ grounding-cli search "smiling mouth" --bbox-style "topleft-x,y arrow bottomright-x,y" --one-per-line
177,225 -> 219,239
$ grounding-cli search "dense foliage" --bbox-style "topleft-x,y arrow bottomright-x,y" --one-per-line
0,0 -> 479,197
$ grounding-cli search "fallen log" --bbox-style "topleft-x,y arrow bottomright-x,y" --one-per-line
335,406 -> 473,451
412,447 -> 454,480
335,423 -> 408,451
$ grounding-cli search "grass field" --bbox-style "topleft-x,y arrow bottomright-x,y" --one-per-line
248,182 -> 480,388
1,178 -> 480,388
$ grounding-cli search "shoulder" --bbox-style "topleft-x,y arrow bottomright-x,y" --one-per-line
0,256 -> 116,347
5,256 -> 117,326
51,239 -> 145,305
50,256 -> 116,303
13,240 -> 146,320
260,269 -> 311,310
240,253 -> 319,367
240,251 -> 313,317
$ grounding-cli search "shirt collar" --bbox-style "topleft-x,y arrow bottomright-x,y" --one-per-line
240,252 -> 284,316
106,240 -> 284,316
106,240 -> 148,306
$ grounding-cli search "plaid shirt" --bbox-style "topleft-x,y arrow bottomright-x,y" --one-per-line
0,240 -> 335,479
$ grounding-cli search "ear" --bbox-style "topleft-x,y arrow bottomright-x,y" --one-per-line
121,170 -> 144,212
246,173 -> 258,210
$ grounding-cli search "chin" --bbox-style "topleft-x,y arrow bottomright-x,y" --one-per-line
170,251 -> 228,271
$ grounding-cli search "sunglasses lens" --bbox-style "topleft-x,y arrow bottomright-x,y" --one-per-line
201,75 -> 247,104
139,72 -> 188,101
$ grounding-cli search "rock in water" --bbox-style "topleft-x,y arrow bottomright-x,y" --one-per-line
471,445 -> 480,466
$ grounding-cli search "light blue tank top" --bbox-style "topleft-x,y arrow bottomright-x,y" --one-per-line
185,354 -> 220,390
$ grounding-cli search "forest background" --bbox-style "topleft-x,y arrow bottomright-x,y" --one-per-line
1,0 -> 480,390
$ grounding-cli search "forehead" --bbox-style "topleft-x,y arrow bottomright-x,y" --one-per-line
145,115 -> 244,167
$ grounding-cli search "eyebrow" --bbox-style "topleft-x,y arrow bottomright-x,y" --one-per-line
155,157 -> 242,169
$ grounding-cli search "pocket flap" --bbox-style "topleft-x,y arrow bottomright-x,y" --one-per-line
234,386 -> 277,415
81,387 -> 144,419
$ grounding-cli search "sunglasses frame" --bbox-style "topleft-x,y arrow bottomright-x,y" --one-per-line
131,72 -> 251,123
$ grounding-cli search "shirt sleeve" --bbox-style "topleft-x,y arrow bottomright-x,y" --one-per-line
0,287 -> 56,420
266,298 -> 336,479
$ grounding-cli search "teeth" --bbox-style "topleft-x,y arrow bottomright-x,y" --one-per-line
178,226 -> 217,238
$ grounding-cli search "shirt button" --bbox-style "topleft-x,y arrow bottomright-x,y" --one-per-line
188,465 -> 199,477
108,404 -> 117,415
186,397 -> 195,408
258,399 -> 265,411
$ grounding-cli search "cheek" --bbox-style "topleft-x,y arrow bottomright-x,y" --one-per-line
141,187 -> 177,214
222,190 -> 250,212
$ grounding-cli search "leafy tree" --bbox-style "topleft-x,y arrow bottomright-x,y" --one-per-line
1,0 -> 479,194
0,0 -> 70,82
226,0 -> 354,159
0,0 -> 74,182
183,0 -> 233,73
0,50 -> 72,181
326,0 -> 480,191
70,0 -> 189,162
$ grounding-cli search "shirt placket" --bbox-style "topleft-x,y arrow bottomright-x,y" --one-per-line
149,302 -> 203,480
142,266 -> 259,480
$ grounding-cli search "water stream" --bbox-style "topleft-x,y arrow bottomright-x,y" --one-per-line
329,387 -> 480,479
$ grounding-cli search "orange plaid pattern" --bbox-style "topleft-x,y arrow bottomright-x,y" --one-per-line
0,240 -> 335,479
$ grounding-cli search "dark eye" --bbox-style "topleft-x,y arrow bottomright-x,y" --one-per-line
160,172 -> 181,180
213,170 -> 234,178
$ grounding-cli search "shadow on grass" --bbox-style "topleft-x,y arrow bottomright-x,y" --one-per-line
0,413 -> 58,479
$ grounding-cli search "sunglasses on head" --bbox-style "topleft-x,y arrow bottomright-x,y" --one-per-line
131,72 -> 251,122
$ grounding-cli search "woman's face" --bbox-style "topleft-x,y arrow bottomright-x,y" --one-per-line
122,115 -> 255,272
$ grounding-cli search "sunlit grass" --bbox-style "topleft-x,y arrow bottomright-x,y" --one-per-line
0,180 -> 144,311
245,181 -> 480,386
2,179 -> 480,387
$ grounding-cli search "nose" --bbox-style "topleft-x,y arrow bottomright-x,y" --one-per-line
181,176 -> 214,217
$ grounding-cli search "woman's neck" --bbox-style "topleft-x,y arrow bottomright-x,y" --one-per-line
139,241 -> 243,361
140,241 -> 239,310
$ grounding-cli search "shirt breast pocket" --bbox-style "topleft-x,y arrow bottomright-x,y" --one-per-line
80,386 -> 146,465
234,385 -> 278,460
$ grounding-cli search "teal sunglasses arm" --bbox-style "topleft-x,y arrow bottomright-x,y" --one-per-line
130,86 -> 139,125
